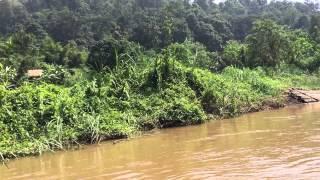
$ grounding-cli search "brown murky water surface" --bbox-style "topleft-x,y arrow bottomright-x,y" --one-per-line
1,103 -> 320,179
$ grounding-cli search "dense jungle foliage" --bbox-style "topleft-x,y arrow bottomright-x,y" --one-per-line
1,0 -> 320,160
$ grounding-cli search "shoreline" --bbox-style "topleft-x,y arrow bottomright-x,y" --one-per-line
1,90 -> 310,164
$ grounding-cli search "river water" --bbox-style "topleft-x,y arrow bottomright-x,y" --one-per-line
1,103 -> 320,179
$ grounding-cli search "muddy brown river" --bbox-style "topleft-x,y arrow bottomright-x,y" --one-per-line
1,103 -> 320,179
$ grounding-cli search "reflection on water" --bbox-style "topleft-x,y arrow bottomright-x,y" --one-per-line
1,103 -> 320,179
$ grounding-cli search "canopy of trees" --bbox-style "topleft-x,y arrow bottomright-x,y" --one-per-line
0,0 -> 319,74
0,0 -> 318,48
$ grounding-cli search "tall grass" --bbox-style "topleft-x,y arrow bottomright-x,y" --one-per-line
2,46 -> 320,160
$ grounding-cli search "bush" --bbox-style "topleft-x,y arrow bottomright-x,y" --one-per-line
187,67 -> 285,116
76,111 -> 135,143
157,98 -> 206,128
0,63 -> 16,85
135,82 -> 206,128
40,64 -> 71,85
222,40 -> 247,67
87,39 -> 142,71
165,41 -> 221,71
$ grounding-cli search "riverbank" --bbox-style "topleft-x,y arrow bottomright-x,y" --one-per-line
3,103 -> 320,179
0,99 -> 313,165
2,97 -> 287,164
1,64 -> 320,163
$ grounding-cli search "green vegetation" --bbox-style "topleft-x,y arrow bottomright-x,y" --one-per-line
1,0 -> 320,161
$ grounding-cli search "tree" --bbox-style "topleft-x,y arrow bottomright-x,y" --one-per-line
304,0 -> 320,12
88,39 -> 141,71
295,15 -> 310,30
0,0 -> 28,35
136,0 -> 164,9
239,0 -> 267,15
45,9 -> 81,43
194,0 -> 210,11
130,10 -> 162,49
245,20 -> 290,68
285,31 -> 318,71
61,41 -> 88,68
310,15 -> 320,43
166,40 -> 220,70
186,7 -> 231,51
222,40 -> 247,67
40,37 -> 64,65
11,31 -> 36,55
220,0 -> 246,17
230,16 -> 254,41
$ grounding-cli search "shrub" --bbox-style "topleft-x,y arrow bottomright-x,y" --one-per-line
87,39 -> 142,71
222,40 -> 247,67
0,63 -> 16,85
40,64 -> 71,85
157,98 -> 206,128
165,41 -> 221,71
